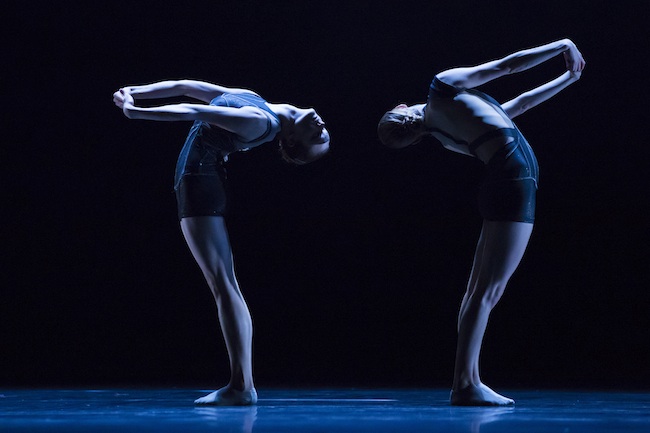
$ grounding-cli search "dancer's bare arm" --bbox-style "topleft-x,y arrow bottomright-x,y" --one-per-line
437,38 -> 585,90
120,80 -> 255,103
113,89 -> 267,141
502,70 -> 582,118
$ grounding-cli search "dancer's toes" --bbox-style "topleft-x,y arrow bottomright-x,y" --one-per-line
194,387 -> 258,406
450,383 -> 514,406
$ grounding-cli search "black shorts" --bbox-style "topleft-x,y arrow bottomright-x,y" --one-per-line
175,168 -> 227,220
477,135 -> 539,223
173,117 -> 231,220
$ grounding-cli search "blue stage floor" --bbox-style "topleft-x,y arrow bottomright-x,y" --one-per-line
1,388 -> 649,432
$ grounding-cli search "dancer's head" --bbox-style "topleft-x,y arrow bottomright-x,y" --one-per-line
377,104 -> 425,149
279,107 -> 330,165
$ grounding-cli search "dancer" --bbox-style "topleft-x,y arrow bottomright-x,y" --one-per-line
113,80 -> 330,405
378,39 -> 585,405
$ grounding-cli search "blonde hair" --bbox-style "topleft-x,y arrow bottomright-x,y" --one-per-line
377,111 -> 423,149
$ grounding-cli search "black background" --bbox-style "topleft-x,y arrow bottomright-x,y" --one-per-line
3,0 -> 649,391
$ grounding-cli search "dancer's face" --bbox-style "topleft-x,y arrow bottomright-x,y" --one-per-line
281,108 -> 330,164
391,103 -> 417,117
293,108 -> 330,147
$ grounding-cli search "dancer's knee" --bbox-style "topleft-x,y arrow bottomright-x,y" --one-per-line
202,262 -> 238,301
470,281 -> 507,310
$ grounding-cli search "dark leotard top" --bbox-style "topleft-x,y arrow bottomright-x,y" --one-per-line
174,93 -> 281,189
194,92 -> 280,154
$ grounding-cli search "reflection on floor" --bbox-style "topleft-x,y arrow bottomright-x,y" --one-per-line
1,388 -> 649,432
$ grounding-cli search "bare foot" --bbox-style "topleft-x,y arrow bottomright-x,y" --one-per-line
194,386 -> 258,406
450,383 -> 514,406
